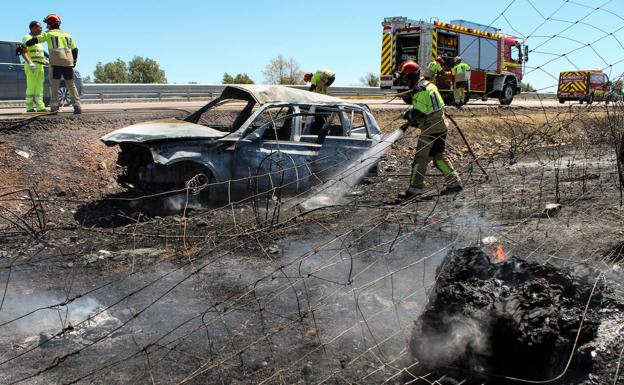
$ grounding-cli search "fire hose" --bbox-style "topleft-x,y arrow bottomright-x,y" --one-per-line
446,114 -> 489,180
398,113 -> 489,180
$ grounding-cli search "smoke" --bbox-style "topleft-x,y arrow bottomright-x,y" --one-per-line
410,313 -> 492,370
0,290 -> 101,337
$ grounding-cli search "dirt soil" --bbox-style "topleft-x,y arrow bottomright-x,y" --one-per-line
0,105 -> 622,384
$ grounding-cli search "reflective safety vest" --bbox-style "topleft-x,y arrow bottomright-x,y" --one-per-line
22,34 -> 48,65
451,62 -> 471,76
35,29 -> 76,67
427,61 -> 443,75
412,79 -> 445,115
452,62 -> 471,83
311,70 -> 335,86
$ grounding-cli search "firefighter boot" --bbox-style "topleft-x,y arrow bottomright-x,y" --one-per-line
398,186 -> 424,199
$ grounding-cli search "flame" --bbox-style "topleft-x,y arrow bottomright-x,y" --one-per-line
493,243 -> 508,261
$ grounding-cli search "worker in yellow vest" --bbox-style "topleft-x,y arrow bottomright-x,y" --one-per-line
425,56 -> 446,84
19,21 -> 48,112
21,14 -> 81,114
304,70 -> 335,94
399,63 -> 462,198
451,56 -> 471,107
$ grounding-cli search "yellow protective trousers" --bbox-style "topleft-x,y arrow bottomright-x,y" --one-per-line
24,63 -> 46,111
409,132 -> 461,189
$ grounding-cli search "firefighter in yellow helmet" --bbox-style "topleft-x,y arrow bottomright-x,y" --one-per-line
19,21 -> 47,112
304,70 -> 335,94
21,14 -> 81,114
451,56 -> 471,107
399,61 -> 462,198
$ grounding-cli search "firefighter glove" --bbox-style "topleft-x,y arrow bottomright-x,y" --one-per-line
28,63 -> 36,71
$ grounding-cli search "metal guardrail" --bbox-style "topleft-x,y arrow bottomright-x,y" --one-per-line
81,84 -> 391,101
0,83 -> 557,105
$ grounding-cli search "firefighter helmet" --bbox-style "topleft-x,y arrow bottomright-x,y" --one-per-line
43,14 -> 62,26
399,60 -> 420,76
454,56 -> 462,63
304,72 -> 313,82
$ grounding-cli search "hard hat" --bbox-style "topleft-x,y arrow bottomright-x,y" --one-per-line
399,60 -> 420,76
304,72 -> 313,82
454,56 -> 462,63
43,14 -> 62,25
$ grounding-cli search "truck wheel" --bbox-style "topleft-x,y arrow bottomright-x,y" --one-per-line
499,84 -> 514,105
559,98 -> 565,104
579,99 -> 584,104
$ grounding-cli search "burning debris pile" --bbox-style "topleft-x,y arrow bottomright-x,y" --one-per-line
409,247 -> 623,385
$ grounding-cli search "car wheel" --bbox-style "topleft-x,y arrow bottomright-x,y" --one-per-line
58,86 -> 69,106
499,83 -> 514,105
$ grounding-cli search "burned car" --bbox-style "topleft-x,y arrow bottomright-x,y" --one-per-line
101,85 -> 387,204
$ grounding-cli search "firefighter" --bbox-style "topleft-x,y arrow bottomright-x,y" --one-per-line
19,21 -> 47,112
451,56 -> 471,107
425,56 -> 445,83
304,70 -> 335,94
399,63 -> 462,198
21,14 -> 81,114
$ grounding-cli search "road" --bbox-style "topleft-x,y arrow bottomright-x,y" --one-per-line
0,97 -> 601,117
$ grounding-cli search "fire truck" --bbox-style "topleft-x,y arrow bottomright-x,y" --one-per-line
380,17 -> 529,105
557,70 -> 614,104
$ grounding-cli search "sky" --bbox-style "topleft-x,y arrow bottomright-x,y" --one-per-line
2,0 -> 624,91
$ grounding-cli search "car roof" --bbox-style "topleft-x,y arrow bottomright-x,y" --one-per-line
223,84 -> 364,108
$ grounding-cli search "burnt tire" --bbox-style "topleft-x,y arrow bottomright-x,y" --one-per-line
499,83 -> 514,105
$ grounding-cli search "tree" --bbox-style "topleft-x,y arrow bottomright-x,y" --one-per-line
222,72 -> 254,84
360,73 -> 379,87
128,56 -> 167,83
522,82 -> 536,92
82,75 -> 93,84
263,55 -> 304,85
93,59 -> 128,83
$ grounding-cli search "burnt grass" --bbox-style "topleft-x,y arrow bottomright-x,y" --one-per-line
0,106 -> 623,384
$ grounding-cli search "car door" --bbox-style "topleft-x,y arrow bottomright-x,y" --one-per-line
0,41 -> 19,100
299,106 -> 379,183
232,105 -> 322,199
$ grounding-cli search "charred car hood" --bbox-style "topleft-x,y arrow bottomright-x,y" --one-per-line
100,119 -> 227,145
